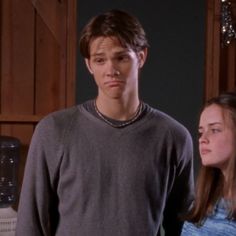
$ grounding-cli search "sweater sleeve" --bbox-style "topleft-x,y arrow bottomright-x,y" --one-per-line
16,115 -> 64,236
162,126 -> 195,236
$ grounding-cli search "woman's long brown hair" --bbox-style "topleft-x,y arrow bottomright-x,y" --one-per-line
185,92 -> 236,224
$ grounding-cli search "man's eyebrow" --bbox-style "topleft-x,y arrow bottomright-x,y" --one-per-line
115,49 -> 131,54
90,52 -> 105,57
91,49 -> 131,57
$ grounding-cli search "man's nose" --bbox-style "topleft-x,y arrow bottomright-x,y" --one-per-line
106,61 -> 120,77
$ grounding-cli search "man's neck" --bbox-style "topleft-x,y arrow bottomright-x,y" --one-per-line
95,96 -> 140,121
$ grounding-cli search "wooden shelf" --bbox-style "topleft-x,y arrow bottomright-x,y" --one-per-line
0,114 -> 44,123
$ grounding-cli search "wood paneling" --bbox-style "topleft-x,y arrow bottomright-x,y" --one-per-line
205,0 -> 236,100
0,0 -> 35,144
0,0 -> 76,138
35,14 -> 65,114
0,0 -> 77,201
205,0 -> 221,100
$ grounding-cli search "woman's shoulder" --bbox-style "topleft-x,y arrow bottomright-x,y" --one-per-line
181,203 -> 236,236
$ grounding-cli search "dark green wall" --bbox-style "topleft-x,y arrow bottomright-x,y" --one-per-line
76,1 -> 206,174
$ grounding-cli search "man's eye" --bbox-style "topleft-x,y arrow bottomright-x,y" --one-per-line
94,58 -> 105,64
117,55 -> 129,61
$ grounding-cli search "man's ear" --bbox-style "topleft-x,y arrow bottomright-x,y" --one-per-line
85,58 -> 93,74
138,47 -> 148,68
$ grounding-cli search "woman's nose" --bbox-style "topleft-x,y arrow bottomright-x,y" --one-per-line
199,132 -> 209,144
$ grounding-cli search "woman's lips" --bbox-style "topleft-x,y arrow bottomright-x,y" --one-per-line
200,149 -> 211,155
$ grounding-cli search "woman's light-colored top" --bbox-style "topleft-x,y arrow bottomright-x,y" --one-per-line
181,199 -> 236,236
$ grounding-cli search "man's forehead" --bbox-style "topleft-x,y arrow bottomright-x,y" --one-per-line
89,36 -> 129,53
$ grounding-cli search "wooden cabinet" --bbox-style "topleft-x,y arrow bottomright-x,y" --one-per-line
205,0 -> 236,100
0,0 -> 77,189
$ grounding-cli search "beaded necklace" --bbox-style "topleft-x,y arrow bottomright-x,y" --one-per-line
94,100 -> 143,128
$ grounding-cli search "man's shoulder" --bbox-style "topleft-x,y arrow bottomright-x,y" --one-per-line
40,105 -> 79,125
35,101 -> 91,133
147,105 -> 186,128
146,104 -> 191,139
31,103 -> 89,145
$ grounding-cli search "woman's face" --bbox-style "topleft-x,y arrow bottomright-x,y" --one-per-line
198,104 -> 236,173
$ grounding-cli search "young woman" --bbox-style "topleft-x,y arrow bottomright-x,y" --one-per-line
181,92 -> 236,235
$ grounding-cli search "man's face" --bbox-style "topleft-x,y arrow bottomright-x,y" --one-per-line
85,36 -> 147,100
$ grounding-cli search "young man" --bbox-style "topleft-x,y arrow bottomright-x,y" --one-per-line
16,9 -> 194,236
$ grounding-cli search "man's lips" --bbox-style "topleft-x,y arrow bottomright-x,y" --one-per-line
104,80 -> 125,87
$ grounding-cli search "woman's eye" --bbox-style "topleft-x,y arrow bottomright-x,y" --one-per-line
198,131 -> 203,138
211,128 -> 220,133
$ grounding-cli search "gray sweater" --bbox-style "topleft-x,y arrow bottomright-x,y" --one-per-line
16,101 -> 194,236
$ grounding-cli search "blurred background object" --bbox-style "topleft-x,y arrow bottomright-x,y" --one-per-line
0,136 -> 20,235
